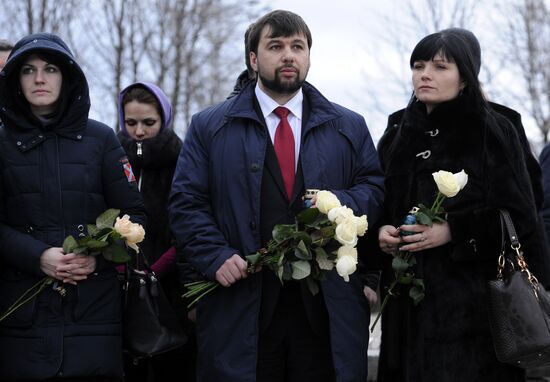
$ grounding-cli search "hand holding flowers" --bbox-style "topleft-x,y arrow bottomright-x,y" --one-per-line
0,209 -> 145,322
183,190 -> 368,308
370,170 -> 468,332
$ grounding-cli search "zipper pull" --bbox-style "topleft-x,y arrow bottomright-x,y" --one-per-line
137,141 -> 142,157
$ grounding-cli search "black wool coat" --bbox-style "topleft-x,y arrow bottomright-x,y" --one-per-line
376,97 -> 549,382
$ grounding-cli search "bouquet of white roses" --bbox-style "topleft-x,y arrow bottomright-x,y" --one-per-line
370,170 -> 468,332
183,190 -> 368,308
0,209 -> 145,322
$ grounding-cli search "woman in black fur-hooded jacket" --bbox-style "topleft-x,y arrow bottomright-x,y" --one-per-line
375,28 -> 550,382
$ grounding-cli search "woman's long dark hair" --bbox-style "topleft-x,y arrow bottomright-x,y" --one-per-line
408,28 -> 488,112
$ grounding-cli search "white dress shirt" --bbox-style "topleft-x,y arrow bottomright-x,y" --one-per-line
254,83 -> 303,170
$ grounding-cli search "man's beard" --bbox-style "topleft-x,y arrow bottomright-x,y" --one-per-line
258,68 -> 306,95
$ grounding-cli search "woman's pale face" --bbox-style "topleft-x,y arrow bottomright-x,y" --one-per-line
19,54 -> 62,116
412,52 -> 465,114
124,101 -> 162,140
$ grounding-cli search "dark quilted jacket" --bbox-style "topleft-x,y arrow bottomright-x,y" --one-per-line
0,33 -> 146,380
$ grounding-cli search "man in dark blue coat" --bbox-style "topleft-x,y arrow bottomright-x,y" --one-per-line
169,10 -> 384,382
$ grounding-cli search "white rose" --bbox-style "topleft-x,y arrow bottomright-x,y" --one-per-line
337,245 -> 358,259
432,169 -> 468,197
335,218 -> 358,247
114,215 -> 145,252
315,190 -> 341,214
354,215 -> 368,236
328,206 -> 354,224
336,254 -> 358,282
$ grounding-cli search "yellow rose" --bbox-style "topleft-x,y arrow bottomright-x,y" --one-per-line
114,215 -> 145,252
328,206 -> 354,224
432,170 -> 468,197
354,215 -> 368,236
335,218 -> 358,247
315,190 -> 341,214
336,250 -> 358,282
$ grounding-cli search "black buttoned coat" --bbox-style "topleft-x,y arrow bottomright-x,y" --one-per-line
376,97 -> 549,382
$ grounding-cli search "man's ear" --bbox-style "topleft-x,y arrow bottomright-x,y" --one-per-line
250,52 -> 258,72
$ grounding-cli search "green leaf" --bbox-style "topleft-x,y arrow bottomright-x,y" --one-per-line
398,274 -> 414,284
103,244 -> 131,263
409,285 -> 425,305
292,231 -> 312,246
392,256 -> 411,272
296,207 -> 320,224
433,216 -> 446,224
282,262 -> 293,281
246,253 -> 261,266
62,235 -> 78,253
306,277 -> 319,296
294,240 -> 311,260
412,278 -> 425,288
272,224 -> 294,243
86,240 -> 110,249
315,247 -> 328,258
72,246 -> 89,255
291,260 -> 311,280
87,224 -> 99,236
94,227 -> 114,240
415,211 -> 433,226
96,209 -> 120,229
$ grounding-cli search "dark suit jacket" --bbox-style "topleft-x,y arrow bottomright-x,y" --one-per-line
255,97 -> 328,335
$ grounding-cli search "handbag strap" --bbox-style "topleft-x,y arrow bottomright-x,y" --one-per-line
499,209 -> 520,249
497,208 -> 540,294
123,249 -> 158,298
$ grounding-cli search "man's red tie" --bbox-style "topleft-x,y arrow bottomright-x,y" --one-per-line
273,106 -> 295,200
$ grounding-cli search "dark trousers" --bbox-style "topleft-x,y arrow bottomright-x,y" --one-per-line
256,283 -> 335,382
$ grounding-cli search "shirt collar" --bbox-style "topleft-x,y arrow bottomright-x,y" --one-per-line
255,83 -> 303,120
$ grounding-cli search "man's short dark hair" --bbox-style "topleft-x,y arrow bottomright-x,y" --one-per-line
248,10 -> 312,55
0,39 -> 13,52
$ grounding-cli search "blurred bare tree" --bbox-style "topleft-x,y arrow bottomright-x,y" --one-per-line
0,0 -> 261,136
497,0 -> 550,144
358,0 -> 481,139
360,0 -> 549,150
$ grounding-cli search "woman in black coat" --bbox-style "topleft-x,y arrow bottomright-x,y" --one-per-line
0,33 -> 146,381
376,28 -> 550,382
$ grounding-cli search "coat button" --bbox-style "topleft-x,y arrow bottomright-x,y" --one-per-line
26,226 -> 34,233
249,221 -> 256,230
287,211 -> 295,218
76,135 -> 82,140
16,141 -> 22,146
415,150 -> 431,159
250,163 -> 260,172
77,224 -> 84,231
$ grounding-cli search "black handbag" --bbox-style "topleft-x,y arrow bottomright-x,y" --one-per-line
487,209 -> 550,369
122,250 -> 187,362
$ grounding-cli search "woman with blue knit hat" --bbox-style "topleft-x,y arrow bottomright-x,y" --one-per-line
0,33 -> 146,381
117,82 -> 196,382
